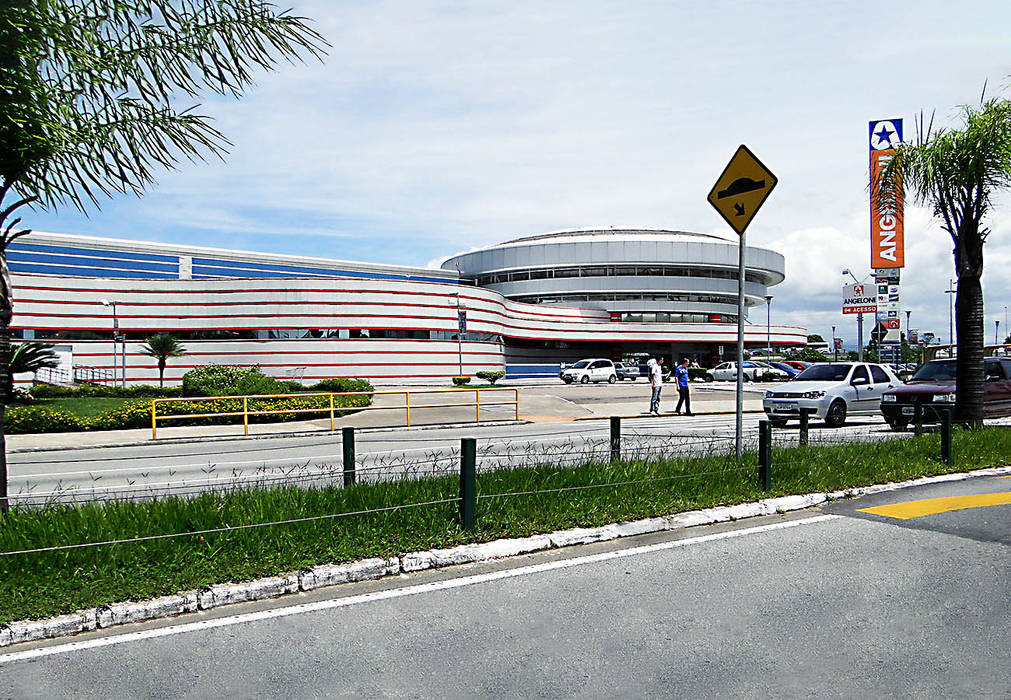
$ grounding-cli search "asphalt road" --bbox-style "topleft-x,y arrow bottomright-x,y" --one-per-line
6,411 -> 898,505
4,474 -> 1010,696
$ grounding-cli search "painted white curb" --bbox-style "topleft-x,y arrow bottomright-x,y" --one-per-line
2,463 -> 1009,648
301,557 -> 399,591
97,592 -> 199,628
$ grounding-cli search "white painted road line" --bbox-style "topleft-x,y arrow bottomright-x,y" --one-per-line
0,514 -> 841,666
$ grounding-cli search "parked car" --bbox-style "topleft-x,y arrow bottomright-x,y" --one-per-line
880,357 -> 1011,430
614,362 -> 640,381
560,358 -> 618,384
766,361 -> 802,379
705,361 -> 789,382
779,360 -> 812,372
763,362 -> 902,427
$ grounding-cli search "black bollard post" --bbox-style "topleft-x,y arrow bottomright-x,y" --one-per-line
941,408 -> 953,465
758,420 -> 772,491
610,416 -> 621,462
798,408 -> 810,447
914,403 -> 923,436
460,437 -> 477,531
342,426 -> 356,487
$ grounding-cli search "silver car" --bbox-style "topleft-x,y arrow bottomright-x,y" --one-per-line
762,362 -> 901,427
560,358 -> 617,384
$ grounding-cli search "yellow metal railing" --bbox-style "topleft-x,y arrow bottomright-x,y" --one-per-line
151,387 -> 520,439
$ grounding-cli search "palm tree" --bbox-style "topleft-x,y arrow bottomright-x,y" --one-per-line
5,341 -> 58,399
876,94 -> 1011,427
0,1 -> 325,512
141,335 -> 187,387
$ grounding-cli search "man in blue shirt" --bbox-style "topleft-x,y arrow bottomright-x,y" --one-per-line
674,358 -> 693,416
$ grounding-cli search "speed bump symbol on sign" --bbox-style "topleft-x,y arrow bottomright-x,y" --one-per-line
707,145 -> 778,235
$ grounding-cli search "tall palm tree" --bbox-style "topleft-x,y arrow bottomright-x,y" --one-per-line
0,1 -> 325,513
876,94 -> 1011,427
141,335 -> 187,387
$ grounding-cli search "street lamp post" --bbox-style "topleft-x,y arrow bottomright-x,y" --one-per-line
100,299 -> 119,387
831,325 -> 837,362
905,310 -> 911,362
454,292 -> 463,376
945,279 -> 956,357
764,294 -> 773,358
997,320 -> 1001,346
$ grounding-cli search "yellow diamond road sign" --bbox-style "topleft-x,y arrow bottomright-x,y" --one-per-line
707,144 -> 778,236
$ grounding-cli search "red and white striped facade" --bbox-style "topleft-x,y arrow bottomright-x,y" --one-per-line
9,232 -> 807,386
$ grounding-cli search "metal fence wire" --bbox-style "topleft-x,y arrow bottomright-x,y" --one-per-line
2,415 -> 964,555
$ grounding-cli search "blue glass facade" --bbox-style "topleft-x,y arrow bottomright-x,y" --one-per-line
7,241 -> 455,284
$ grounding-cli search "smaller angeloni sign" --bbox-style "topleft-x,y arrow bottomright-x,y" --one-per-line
842,283 -> 876,315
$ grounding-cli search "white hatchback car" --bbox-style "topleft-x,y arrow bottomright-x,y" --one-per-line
560,358 -> 617,384
705,361 -> 789,382
762,362 -> 902,427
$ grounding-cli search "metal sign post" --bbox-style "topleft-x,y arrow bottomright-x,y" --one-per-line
707,145 -> 778,458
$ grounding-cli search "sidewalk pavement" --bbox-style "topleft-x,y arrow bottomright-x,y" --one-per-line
6,383 -> 766,453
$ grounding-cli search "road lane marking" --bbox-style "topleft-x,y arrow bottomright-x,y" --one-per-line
858,492 -> 1011,520
0,514 -> 840,665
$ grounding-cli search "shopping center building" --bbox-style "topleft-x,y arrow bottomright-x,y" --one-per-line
8,228 -> 806,386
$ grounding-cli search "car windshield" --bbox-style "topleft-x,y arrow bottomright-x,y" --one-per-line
912,361 -> 958,381
795,364 -> 850,382
571,360 -> 591,369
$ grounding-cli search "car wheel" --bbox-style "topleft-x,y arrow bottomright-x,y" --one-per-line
580,375 -> 589,384
825,400 -> 847,427
608,374 -> 617,384
742,374 -> 750,382
562,377 -> 572,384
705,374 -> 714,382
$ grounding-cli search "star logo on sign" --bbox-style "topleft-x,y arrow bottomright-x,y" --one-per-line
870,121 -> 900,150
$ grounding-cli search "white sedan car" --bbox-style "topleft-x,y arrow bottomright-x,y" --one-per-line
560,358 -> 618,384
762,362 -> 902,427
705,361 -> 790,382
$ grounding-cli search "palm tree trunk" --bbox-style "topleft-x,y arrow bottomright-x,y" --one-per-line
954,231 -> 985,428
159,358 -> 165,387
0,250 -> 11,515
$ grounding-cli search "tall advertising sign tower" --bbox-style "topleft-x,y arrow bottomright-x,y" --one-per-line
869,119 -> 904,361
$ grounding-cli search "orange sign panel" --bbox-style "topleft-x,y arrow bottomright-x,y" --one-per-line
869,120 -> 904,268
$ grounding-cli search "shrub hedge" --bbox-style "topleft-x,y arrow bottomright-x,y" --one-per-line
7,374 -> 375,434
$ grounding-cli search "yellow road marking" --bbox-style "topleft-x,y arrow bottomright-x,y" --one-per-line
859,492 -> 1011,520
996,475 -> 1011,479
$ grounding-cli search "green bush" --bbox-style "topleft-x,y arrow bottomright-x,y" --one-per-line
452,375 -> 471,386
31,383 -> 182,399
687,368 -> 709,381
475,370 -> 506,385
181,365 -> 283,397
305,377 -> 373,394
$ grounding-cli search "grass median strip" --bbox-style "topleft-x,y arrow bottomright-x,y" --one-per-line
1,427 -> 1009,625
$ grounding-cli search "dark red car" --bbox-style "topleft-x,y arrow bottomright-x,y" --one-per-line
880,357 -> 1011,430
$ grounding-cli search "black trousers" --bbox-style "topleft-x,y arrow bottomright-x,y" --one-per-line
675,385 -> 691,414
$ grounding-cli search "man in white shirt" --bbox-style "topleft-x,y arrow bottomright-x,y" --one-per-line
648,357 -> 664,415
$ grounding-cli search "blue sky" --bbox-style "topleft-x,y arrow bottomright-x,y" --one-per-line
22,0 -> 1011,347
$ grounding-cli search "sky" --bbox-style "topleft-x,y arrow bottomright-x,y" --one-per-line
21,0 -> 1011,348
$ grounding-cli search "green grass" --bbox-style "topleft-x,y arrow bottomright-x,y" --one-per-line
1,427 -> 1009,625
34,397 -> 135,418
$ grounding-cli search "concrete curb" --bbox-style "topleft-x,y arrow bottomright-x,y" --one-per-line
3,463 -> 1009,648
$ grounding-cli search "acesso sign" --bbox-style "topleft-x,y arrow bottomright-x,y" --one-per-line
842,283 -> 876,315
869,119 -> 904,268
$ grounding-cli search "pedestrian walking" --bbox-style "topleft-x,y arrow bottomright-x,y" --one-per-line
674,357 -> 693,416
648,357 -> 664,415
